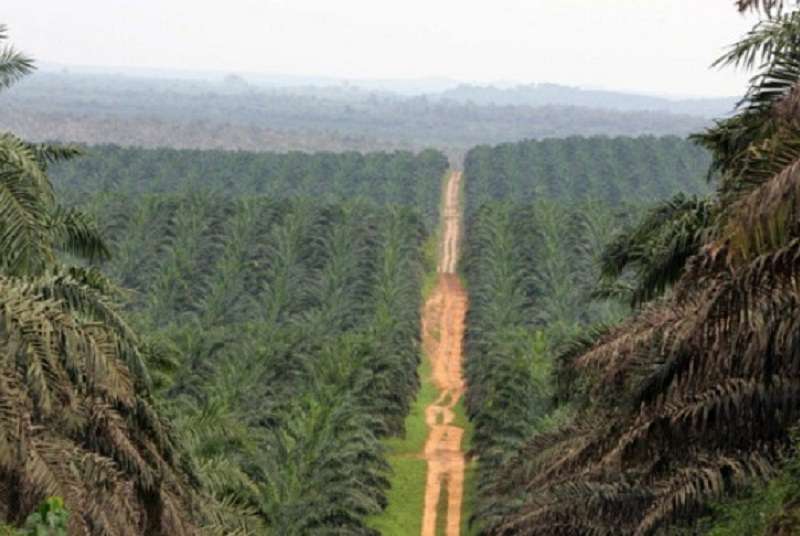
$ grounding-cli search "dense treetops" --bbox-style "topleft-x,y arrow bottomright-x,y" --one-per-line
461,200 -> 627,529
463,135 -> 711,214
47,138 -> 451,534
87,193 -> 428,534
52,145 -> 448,227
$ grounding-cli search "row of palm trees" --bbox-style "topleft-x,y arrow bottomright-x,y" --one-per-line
462,135 -> 710,217
459,200 -> 626,533
51,144 -> 449,229
89,192 -> 429,534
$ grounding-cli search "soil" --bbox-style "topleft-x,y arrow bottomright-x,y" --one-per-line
420,171 -> 467,536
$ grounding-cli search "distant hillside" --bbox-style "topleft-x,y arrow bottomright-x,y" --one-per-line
435,83 -> 738,117
0,72 -> 711,155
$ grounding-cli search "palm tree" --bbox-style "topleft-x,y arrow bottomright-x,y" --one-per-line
0,26 -> 109,278
0,27 -> 200,535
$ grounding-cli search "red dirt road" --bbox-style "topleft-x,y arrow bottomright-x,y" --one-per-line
420,171 -> 467,536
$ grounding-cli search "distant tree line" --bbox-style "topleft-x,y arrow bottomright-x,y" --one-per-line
0,72 -> 710,154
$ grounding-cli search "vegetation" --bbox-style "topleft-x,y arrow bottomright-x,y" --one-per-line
1,497 -> 69,536
692,446 -> 800,535
0,26 -> 442,535
460,201 -> 629,533
0,26 -> 201,535
0,72 -> 711,155
463,135 -> 710,216
80,192 -> 429,534
50,145 -> 448,227
367,358 -> 438,536
463,1 -> 800,534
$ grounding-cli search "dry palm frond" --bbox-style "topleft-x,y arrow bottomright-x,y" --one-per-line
0,275 -> 200,534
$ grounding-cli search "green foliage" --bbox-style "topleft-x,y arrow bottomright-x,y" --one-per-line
51,145 -> 448,228
699,482 -> 788,535
367,354 -> 440,535
0,24 -> 33,90
81,191 -> 429,534
678,444 -> 800,535
0,132 -> 108,277
598,193 -> 716,305
0,498 -> 68,536
463,135 -> 711,216
21,498 -> 69,536
460,200 -> 627,531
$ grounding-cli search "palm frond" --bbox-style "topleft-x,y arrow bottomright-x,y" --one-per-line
599,194 -> 715,306
48,206 -> 111,263
718,9 -> 800,69
0,275 -> 200,534
0,25 -> 33,90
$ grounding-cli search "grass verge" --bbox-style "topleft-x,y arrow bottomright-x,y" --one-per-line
452,395 -> 478,535
461,460 -> 478,536
367,357 -> 438,535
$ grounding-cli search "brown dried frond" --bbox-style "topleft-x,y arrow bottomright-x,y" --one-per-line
635,450 -> 777,535
0,276 -> 201,534
719,155 -> 800,263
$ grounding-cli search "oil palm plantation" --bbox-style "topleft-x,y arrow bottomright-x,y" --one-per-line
479,2 -> 800,533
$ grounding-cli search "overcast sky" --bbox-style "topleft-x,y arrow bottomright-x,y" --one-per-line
6,0 -> 760,97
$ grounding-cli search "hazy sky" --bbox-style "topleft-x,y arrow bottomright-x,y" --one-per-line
6,0 -> 760,96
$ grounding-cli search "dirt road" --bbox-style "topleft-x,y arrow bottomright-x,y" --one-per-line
420,171 -> 467,536
439,170 -> 462,274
